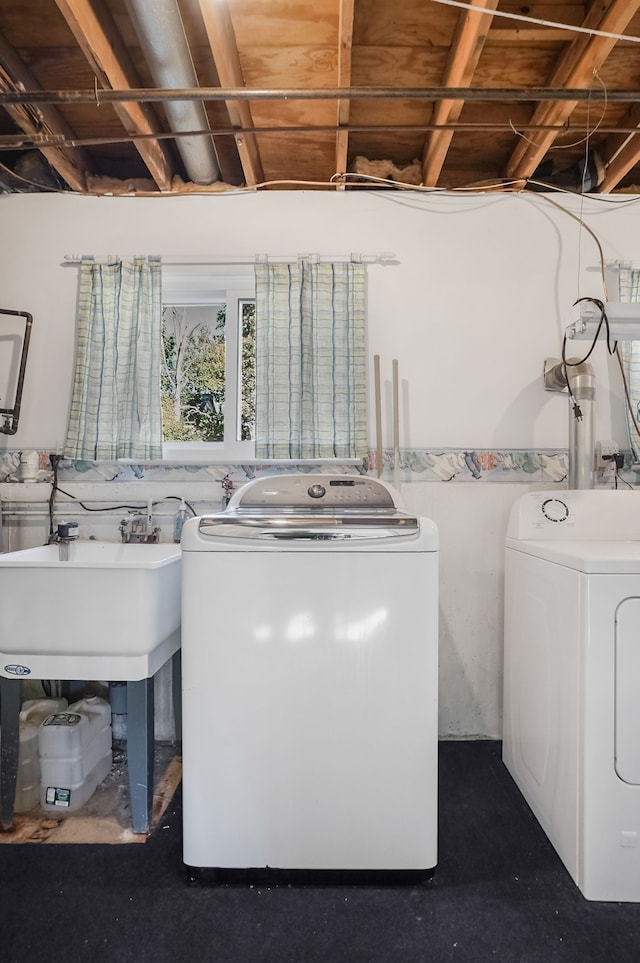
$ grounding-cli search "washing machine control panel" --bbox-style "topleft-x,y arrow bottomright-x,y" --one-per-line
540,498 -> 570,523
230,474 -> 399,510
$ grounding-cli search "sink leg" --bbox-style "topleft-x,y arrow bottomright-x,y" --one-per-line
0,678 -> 21,831
172,649 -> 182,749
61,680 -> 85,704
126,678 -> 154,835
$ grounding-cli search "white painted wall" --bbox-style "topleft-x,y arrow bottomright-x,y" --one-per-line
3,189 -> 639,451
1,189 -> 639,737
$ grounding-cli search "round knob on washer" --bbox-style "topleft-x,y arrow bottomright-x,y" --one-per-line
308,484 -> 326,499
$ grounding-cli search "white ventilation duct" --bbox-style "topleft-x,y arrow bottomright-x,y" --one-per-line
544,358 -> 595,490
125,0 -> 220,184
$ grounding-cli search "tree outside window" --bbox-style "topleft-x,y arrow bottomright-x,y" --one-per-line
161,301 -> 255,444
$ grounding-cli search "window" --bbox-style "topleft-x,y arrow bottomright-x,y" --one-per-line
160,259 -> 368,463
161,267 -> 255,462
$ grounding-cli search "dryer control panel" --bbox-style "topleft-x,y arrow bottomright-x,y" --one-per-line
507,490 -> 640,541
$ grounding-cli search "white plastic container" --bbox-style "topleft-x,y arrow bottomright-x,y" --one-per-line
39,696 -> 112,811
14,697 -> 68,813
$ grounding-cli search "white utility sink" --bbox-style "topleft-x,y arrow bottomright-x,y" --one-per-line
0,542 -> 182,681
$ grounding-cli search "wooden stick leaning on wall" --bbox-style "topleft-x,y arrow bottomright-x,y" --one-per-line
392,358 -> 400,490
374,354 -> 383,477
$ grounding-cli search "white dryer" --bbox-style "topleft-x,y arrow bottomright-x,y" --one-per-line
503,489 -> 640,902
180,473 -> 438,881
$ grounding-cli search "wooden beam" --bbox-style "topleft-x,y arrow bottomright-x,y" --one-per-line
506,0 -> 640,180
197,0 -> 264,186
336,0 -> 355,178
54,0 -> 173,191
598,131 -> 640,192
0,30 -> 88,192
596,103 -> 640,192
422,0 -> 499,187
485,28 -> 573,43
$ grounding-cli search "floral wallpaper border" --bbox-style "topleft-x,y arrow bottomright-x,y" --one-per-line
0,447 -> 634,491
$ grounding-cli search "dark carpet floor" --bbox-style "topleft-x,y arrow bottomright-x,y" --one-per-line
2,740 -> 640,963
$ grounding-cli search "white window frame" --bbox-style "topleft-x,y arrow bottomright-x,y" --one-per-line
161,266 -> 256,463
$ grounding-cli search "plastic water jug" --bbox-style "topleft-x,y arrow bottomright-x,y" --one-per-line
14,697 -> 68,813
39,696 -> 112,812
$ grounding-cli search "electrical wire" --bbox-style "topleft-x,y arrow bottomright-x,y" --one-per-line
427,0 -> 640,44
47,453 -> 197,533
360,169 -> 640,478
566,298 -> 618,360
560,298 -> 616,421
4,148 -> 640,205
48,453 -> 60,538
509,69 -> 608,155
527,191 -> 608,292
54,485 -> 197,517
6,96 -> 640,477
613,458 -> 635,489
522,191 -> 640,462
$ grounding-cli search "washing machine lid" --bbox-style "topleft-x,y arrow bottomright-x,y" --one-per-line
182,473 -> 438,550
506,537 -> 640,573
197,511 -> 420,540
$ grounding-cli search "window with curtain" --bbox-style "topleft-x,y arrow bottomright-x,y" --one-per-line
64,256 -> 369,463
255,259 -> 368,460
618,267 -> 640,463
160,266 -> 256,462
63,256 -> 163,461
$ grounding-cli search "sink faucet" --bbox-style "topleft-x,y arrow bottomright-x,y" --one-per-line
49,520 -> 79,560
119,511 -> 161,544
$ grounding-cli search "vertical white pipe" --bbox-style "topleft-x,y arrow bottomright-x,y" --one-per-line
567,361 -> 595,489
544,358 -> 595,490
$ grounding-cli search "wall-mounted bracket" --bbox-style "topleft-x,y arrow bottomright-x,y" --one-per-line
0,308 -> 33,435
543,358 -> 568,392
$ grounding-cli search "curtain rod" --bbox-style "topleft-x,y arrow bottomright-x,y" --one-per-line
606,260 -> 635,271
63,253 -> 397,266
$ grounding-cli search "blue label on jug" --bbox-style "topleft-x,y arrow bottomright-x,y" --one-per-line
4,664 -> 31,676
43,713 -> 82,727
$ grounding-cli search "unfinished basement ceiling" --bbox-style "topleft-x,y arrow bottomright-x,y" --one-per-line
1,0 -> 640,195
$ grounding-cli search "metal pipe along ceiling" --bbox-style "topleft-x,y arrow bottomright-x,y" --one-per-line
124,0 -> 220,185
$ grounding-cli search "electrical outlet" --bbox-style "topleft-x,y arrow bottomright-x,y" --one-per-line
596,440 -> 619,469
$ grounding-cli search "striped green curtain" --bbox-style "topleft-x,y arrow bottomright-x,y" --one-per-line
63,256 -> 163,461
255,260 -> 368,459
619,267 -> 640,462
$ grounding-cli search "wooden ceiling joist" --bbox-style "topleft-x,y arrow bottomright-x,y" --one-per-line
336,0 -> 355,179
421,0 -> 499,187
597,100 -> 640,192
54,0 -> 173,191
505,0 -> 640,183
198,0 -> 264,187
599,132 -> 640,192
3,1 -> 640,195
0,30 -> 88,192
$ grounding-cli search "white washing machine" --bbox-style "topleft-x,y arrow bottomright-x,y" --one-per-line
503,489 -> 640,902
181,473 -> 438,880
